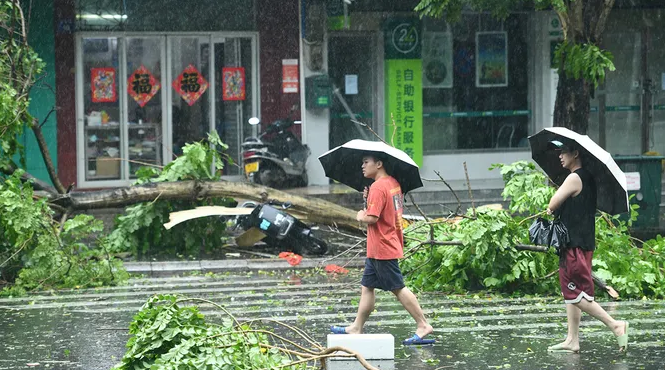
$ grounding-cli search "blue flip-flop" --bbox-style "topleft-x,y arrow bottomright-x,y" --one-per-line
330,325 -> 348,334
402,334 -> 436,345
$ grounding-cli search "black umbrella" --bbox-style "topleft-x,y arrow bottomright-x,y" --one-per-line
317,139 -> 423,194
528,127 -> 629,215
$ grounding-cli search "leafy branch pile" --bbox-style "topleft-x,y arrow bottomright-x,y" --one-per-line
0,171 -> 127,296
402,161 -> 665,299
103,132 -> 237,260
112,294 -> 377,370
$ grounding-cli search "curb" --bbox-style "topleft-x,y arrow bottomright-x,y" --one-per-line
124,258 -> 366,277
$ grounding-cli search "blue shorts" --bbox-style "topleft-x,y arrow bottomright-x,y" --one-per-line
361,258 -> 405,291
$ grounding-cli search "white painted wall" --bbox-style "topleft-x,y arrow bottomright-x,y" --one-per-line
299,0 -> 331,186
421,151 -> 531,183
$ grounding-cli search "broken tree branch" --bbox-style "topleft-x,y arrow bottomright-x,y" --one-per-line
30,119 -> 66,194
0,162 -> 57,194
463,162 -> 476,218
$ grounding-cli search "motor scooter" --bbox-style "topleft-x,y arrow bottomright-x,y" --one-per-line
232,201 -> 328,256
241,115 -> 310,188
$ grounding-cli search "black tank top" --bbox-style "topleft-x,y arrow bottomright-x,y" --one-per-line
558,168 -> 596,251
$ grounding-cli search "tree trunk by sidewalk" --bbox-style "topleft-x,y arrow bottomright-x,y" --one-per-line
47,180 -> 362,233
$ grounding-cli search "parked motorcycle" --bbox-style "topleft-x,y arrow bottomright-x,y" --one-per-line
241,115 -> 310,188
231,201 -> 328,256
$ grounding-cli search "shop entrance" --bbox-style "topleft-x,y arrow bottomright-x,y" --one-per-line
76,33 -> 257,187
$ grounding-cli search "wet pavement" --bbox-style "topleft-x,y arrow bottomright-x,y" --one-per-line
0,270 -> 664,370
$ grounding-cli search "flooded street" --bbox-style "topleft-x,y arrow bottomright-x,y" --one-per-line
0,270 -> 664,370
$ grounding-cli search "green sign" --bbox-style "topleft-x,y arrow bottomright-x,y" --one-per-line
385,59 -> 423,166
384,18 -> 423,166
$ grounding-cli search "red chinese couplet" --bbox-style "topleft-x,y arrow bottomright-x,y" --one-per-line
91,67 -> 116,103
222,67 -> 246,101
127,65 -> 161,108
172,64 -> 209,106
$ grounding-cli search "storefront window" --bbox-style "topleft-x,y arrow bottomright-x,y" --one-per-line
82,37 -> 121,181
77,33 -> 257,186
422,14 -> 531,153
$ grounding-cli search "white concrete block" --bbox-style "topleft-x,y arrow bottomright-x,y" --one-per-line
327,334 -> 394,360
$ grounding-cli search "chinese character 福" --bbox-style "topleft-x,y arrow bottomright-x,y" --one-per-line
181,72 -> 201,93
132,74 -> 152,95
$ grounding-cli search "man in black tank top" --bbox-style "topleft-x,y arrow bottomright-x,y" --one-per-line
545,141 -> 629,353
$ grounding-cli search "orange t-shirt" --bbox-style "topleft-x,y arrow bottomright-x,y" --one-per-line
365,176 -> 404,260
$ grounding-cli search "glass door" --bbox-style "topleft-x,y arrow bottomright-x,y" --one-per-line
328,33 -> 376,149
213,37 -> 255,176
169,36 -> 212,160
125,37 -> 165,178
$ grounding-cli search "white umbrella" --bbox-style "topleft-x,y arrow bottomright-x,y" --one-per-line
528,127 -> 629,215
317,139 -> 423,194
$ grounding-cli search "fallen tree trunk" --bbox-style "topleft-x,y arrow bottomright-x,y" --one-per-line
47,180 -> 361,232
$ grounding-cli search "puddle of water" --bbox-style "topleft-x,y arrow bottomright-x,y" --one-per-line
0,271 -> 663,370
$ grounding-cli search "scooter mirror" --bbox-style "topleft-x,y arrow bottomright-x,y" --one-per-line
248,117 -> 260,126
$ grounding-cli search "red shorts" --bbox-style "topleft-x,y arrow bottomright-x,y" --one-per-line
559,248 -> 595,304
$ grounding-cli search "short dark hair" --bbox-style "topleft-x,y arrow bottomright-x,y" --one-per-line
363,154 -> 393,176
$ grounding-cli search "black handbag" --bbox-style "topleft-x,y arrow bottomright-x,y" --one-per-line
528,217 -> 570,255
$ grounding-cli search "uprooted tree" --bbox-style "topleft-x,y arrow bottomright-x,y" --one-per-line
415,0 -> 617,134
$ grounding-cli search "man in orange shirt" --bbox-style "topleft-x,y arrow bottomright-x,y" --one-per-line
330,155 -> 435,345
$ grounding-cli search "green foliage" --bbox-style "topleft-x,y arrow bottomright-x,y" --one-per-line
554,41 -> 616,88
0,171 -> 127,296
112,294 -> 308,370
403,161 -> 665,299
491,161 -> 555,215
593,206 -> 665,298
0,0 -> 46,166
403,206 -> 559,295
0,2 -> 125,295
103,132 -> 236,259
415,0 -> 534,22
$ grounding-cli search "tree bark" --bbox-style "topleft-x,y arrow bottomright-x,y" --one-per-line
48,180 -> 361,232
553,72 -> 591,134
553,0 -> 616,134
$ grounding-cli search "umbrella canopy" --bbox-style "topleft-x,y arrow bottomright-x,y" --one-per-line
528,127 -> 629,215
318,139 -> 423,194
